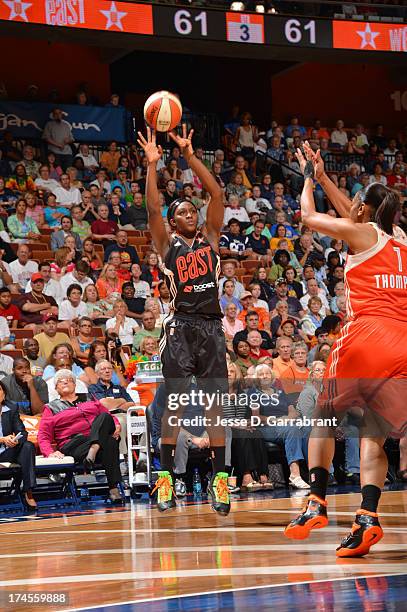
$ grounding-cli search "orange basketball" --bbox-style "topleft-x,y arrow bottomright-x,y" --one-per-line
143,91 -> 183,133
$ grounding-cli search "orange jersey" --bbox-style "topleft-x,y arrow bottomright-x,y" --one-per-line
344,223 -> 407,323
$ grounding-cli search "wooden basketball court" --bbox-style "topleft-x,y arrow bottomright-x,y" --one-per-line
0,488 -> 406,611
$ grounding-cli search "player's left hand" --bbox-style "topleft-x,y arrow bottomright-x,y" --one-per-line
169,124 -> 194,159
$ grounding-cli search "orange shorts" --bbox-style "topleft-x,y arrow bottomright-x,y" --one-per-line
318,316 -> 407,434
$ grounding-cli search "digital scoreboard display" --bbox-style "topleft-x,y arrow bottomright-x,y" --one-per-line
0,1 -> 405,54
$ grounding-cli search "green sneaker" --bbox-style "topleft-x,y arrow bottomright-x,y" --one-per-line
208,472 -> 230,516
151,471 -> 176,512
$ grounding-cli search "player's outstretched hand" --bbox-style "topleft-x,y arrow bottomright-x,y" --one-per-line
169,123 -> 194,160
303,141 -> 325,179
295,147 -> 307,174
137,127 -> 163,164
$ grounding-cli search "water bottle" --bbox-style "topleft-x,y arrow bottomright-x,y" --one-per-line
192,468 -> 202,497
9,332 -> 15,346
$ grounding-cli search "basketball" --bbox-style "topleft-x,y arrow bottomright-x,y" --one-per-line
143,90 -> 182,132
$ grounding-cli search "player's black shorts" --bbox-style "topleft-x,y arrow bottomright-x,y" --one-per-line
159,313 -> 228,395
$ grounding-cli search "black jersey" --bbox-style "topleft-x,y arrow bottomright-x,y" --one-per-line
163,232 -> 222,318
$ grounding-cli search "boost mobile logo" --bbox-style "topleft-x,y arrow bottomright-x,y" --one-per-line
184,282 -> 215,293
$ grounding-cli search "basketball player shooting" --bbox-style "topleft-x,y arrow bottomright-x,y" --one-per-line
284,143 -> 407,557
137,126 -> 230,516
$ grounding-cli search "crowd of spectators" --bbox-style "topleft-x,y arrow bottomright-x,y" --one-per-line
0,106 -> 406,507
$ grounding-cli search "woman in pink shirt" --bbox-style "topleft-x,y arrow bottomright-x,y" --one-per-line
38,369 -> 123,503
223,302 -> 244,351
24,192 -> 45,228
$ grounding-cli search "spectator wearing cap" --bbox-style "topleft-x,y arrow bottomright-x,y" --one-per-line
50,215 -> 82,251
25,261 -> 63,304
246,219 -> 273,265
17,272 -> 58,330
2,357 -> 48,415
238,292 -> 269,331
219,219 -> 250,260
223,195 -> 250,227
34,313 -> 70,359
268,279 -> 304,321
300,279 -> 330,317
104,230 -> 140,264
118,251 -> 132,282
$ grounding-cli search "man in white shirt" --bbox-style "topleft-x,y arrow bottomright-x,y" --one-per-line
245,185 -> 272,215
60,261 -> 94,299
53,174 -> 82,209
131,263 -> 151,299
300,278 -> 330,317
9,245 -> 38,291
76,144 -> 98,170
25,261 -> 63,304
106,299 -> 139,346
218,261 -> 245,299
34,165 -> 60,193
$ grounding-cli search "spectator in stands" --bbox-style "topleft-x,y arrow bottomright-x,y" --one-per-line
24,192 -> 44,229
345,135 -> 365,156
34,313 -> 70,358
300,297 -> 324,337
91,203 -> 118,245
95,263 -> 122,300
83,284 -> 112,323
46,152 -> 63,180
140,252 -> 162,292
90,168 -> 111,195
268,278 -> 304,321
53,173 -> 82,209
71,205 -> 91,241
106,299 -> 138,348
7,199 -> 40,243
369,163 -> 387,186
127,192 -> 148,230
238,292 -> 269,331
220,280 -> 242,314
163,179 -> 178,207
2,357 -> 48,415
268,249 -> 291,284
235,112 -> 258,165
42,108 -> 74,170
43,193 -> 69,229
121,282 -> 145,321
77,144 -> 98,171
222,302 -> 244,347
252,364 -> 310,489
43,342 -> 87,381
131,263 -> 151,299
38,369 -> 123,503
259,173 -> 273,202
251,266 -> 275,302
314,341 -> 332,363
226,172 -> 247,202
6,163 -> 36,194
85,340 -> 126,387
67,316 -> 96,364
270,300 -> 290,337
223,196 -> 250,227
233,311 -> 273,351
50,215 -> 82,251
219,219 -> 249,259
330,119 -> 348,148
231,338 -> 256,376
82,238 -> 104,274
246,219 -> 272,265
23,338 -> 46,376
100,141 -> 121,178
247,330 -> 270,361
0,287 -> 20,327
282,266 -> 303,300
59,284 -> 88,324
34,165 -> 60,194
387,163 -> 407,194
245,185 -> 272,215
219,262 -> 244,299
18,273 -> 59,330
132,309 -> 160,352
60,260 -> 93,297
279,342 -> 309,400
272,336 -> 294,378
0,177 -> 14,203
88,359 -> 136,455
0,379 -> 37,508
9,245 -> 38,291
300,279 -> 330,316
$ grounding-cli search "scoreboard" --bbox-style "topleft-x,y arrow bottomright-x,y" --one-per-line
0,1 -> 406,54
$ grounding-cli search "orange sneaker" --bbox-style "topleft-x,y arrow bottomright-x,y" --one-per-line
336,510 -> 383,557
284,494 -> 328,540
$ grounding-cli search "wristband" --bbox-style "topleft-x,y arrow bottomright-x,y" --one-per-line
304,160 -> 314,180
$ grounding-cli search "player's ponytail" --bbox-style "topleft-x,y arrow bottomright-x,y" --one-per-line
363,182 -> 400,236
